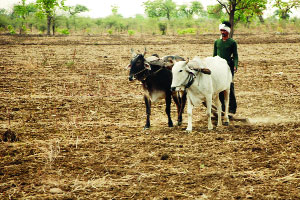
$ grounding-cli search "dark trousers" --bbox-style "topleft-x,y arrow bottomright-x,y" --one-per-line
219,63 -> 237,114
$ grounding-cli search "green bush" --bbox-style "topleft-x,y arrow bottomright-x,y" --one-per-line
58,28 -> 70,35
177,28 -> 196,35
107,29 -> 113,35
128,29 -> 135,36
7,25 -> 16,34
158,22 -> 167,35
21,25 -> 27,34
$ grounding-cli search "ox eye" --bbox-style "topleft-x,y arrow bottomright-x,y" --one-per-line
179,70 -> 183,72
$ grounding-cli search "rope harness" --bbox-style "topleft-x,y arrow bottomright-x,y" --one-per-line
133,62 -> 165,81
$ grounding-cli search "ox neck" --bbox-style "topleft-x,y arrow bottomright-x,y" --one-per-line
150,64 -> 162,72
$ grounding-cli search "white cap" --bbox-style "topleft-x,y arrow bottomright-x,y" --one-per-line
219,23 -> 231,33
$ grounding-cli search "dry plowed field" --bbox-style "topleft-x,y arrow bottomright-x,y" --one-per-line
0,34 -> 300,199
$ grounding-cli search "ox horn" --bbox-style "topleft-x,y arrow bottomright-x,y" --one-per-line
143,47 -> 147,56
131,48 -> 136,57
185,57 -> 189,64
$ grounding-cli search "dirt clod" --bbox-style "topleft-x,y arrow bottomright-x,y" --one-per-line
2,129 -> 19,142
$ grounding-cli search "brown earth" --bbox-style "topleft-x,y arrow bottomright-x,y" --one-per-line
0,33 -> 299,199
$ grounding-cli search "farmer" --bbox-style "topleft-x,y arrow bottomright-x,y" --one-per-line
213,21 -> 238,114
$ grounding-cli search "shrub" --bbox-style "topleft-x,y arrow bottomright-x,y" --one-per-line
107,29 -> 113,35
128,29 -> 135,36
7,25 -> 16,34
21,25 -> 27,34
58,28 -> 70,35
158,22 -> 167,35
177,28 -> 196,35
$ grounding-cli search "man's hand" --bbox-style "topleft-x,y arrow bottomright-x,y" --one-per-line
234,66 -> 238,73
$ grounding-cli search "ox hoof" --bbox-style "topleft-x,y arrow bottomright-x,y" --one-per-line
224,122 -> 229,126
186,128 -> 192,133
177,121 -> 182,126
144,125 -> 150,130
168,122 -> 174,127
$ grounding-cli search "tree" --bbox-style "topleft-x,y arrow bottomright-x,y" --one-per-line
111,5 -> 119,16
68,4 -> 89,31
0,9 -> 10,29
13,0 -> 37,34
178,1 -> 204,19
144,0 -> 177,20
207,4 -> 225,19
272,0 -> 300,20
36,0 -> 65,35
216,0 -> 267,37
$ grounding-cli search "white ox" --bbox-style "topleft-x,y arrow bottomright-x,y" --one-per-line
171,56 -> 232,131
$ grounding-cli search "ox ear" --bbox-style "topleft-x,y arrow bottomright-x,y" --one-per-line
131,48 -> 136,57
145,63 -> 151,70
126,64 -> 131,70
200,68 -> 211,75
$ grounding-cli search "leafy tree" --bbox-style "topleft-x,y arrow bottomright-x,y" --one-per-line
111,5 -> 119,16
13,0 -> 37,34
36,0 -> 65,35
158,21 -> 167,34
68,4 -> 89,31
0,9 -> 10,29
178,1 -> 204,19
235,0 -> 267,25
207,4 -> 225,19
272,0 -> 300,20
144,0 -> 177,20
216,0 -> 267,37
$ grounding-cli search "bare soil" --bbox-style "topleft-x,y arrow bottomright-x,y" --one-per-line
0,33 -> 299,199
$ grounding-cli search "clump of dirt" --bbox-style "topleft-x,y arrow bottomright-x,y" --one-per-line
1,129 -> 19,142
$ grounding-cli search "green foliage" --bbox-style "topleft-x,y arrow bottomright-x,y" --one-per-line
272,0 -> 300,20
22,24 -> 27,33
0,14 -> 10,28
216,0 -> 268,37
178,1 -> 204,19
144,0 -> 177,20
1,0 -> 300,36
158,22 -> 167,35
36,0 -> 65,35
207,4 -> 225,19
38,23 -> 47,33
128,30 -> 135,36
107,29 -> 113,35
111,5 -> 119,16
68,4 -> 89,16
58,28 -> 69,35
177,27 -> 196,35
7,25 -> 16,34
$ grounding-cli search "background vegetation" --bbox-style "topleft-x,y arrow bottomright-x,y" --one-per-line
0,0 -> 300,36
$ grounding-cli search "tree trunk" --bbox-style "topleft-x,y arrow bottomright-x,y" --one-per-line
47,14 -> 51,36
229,1 -> 236,38
229,11 -> 235,38
258,15 -> 264,23
52,16 -> 55,35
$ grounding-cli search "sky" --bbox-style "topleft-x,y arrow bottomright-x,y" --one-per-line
0,0 -> 299,18
0,0 -> 216,18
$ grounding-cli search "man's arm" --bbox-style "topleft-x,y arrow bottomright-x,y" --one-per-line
232,41 -> 238,72
213,40 -> 217,57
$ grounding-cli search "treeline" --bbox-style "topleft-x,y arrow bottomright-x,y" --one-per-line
0,0 -> 300,36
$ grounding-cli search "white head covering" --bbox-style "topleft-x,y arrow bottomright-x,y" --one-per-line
219,23 -> 231,33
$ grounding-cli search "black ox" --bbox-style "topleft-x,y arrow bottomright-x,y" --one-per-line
128,49 -> 186,129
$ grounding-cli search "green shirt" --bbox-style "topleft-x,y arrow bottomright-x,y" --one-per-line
213,38 -> 238,68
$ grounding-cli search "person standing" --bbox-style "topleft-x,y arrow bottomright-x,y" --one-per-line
213,21 -> 238,114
